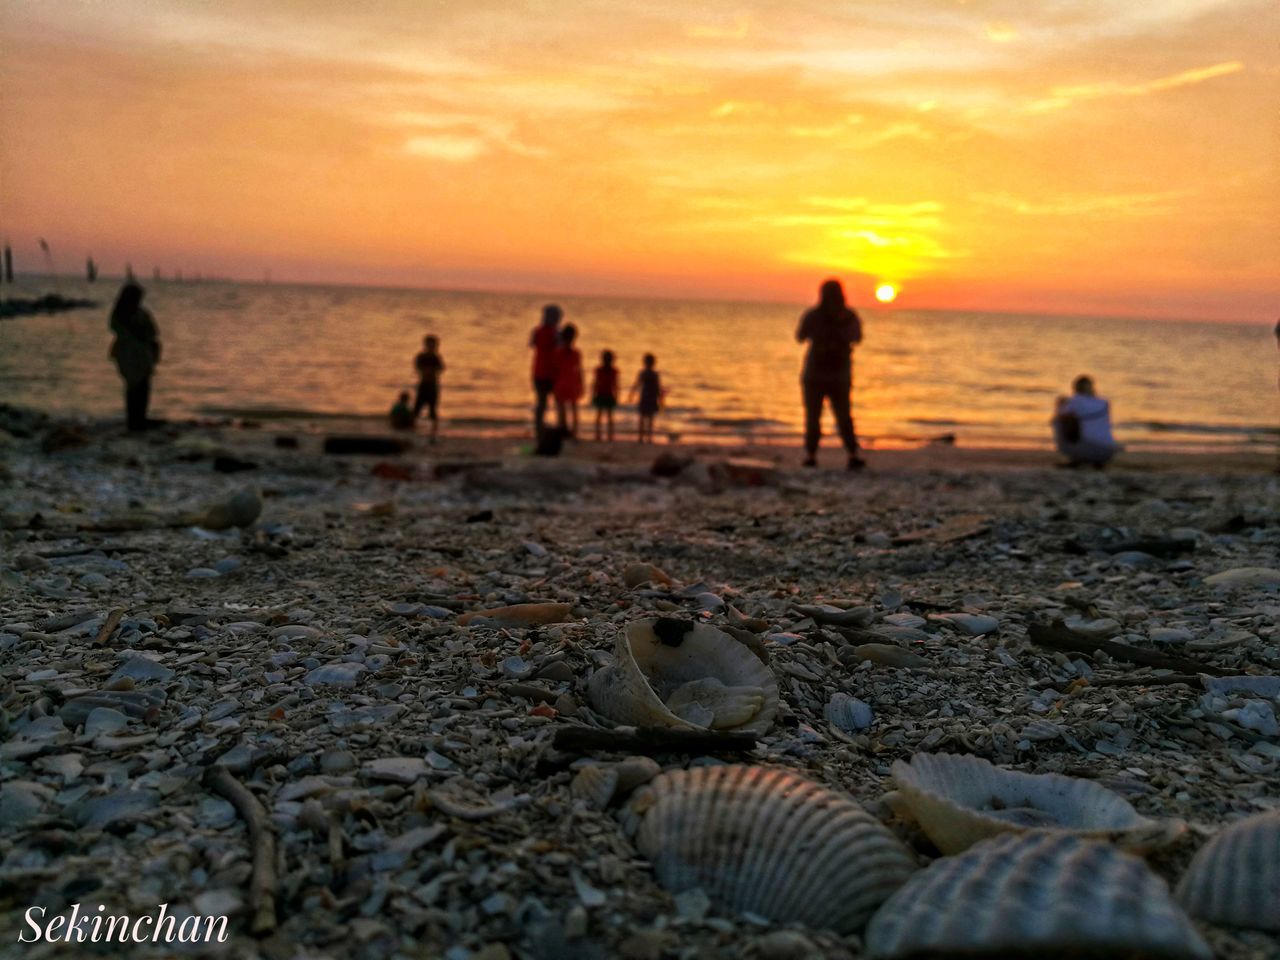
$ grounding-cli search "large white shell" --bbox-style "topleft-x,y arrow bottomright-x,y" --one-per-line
588,619 -> 779,733
622,765 -> 917,933
1176,810 -> 1280,931
865,832 -> 1211,959
891,753 -> 1181,855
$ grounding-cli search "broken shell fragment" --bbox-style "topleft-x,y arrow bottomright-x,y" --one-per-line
865,832 -> 1211,959
457,602 -> 574,627
623,562 -> 673,588
587,619 -> 778,733
1176,810 -> 1280,931
571,765 -> 620,810
891,753 -> 1181,855
623,765 -> 917,934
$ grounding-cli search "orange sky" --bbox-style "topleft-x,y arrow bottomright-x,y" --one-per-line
1,0 -> 1277,320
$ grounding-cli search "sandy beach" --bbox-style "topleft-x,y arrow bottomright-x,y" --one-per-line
2,405 -> 1278,959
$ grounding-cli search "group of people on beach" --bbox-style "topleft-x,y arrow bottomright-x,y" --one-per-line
526,304 -> 665,444
106,277 -> 1275,471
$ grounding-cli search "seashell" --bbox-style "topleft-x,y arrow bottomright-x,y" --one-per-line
1020,719 -> 1064,742
571,765 -> 620,810
794,604 -> 876,628
623,562 -> 673,588
457,602 -> 573,627
587,619 -> 778,733
865,832 -> 1211,959
890,753 -> 1181,855
825,692 -> 874,732
623,765 -> 916,933
1176,810 -> 1280,931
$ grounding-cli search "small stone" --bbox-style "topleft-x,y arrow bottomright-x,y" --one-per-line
1064,616 -> 1121,640
84,707 -> 129,737
752,931 -> 820,960
1204,567 -> 1280,587
1149,627 -> 1194,645
320,749 -> 357,774
363,757 -> 429,784
109,655 -> 175,685
186,567 -> 220,579
306,662 -> 366,687
213,556 -> 242,575
71,788 -> 160,829
851,643 -> 929,670
673,887 -> 710,922
932,613 -> 999,636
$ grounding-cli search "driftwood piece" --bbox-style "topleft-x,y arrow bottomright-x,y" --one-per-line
1028,620 -> 1227,677
93,608 -> 125,647
204,767 -> 278,935
552,725 -> 758,756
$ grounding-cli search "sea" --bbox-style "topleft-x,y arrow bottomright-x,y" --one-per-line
1,276 -> 1276,452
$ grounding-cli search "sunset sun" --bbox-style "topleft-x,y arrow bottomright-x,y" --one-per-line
875,283 -> 899,303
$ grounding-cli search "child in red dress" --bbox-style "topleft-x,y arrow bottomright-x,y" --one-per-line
554,323 -> 584,438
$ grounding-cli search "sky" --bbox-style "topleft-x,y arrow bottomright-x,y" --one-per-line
1,0 -> 1277,320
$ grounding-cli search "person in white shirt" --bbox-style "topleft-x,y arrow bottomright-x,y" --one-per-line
1052,375 -> 1120,468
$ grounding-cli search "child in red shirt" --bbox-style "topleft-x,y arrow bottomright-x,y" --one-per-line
554,323 -> 584,438
591,349 -> 619,441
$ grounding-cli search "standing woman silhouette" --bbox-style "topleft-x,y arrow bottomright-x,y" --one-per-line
796,278 -> 864,469
109,280 -> 161,431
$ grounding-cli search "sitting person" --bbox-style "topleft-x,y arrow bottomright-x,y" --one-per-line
1052,375 -> 1120,467
390,391 -> 415,431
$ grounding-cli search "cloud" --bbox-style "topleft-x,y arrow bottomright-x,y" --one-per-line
685,14 -> 753,40
404,135 -> 490,162
393,112 -> 549,160
971,190 -> 1190,217
1026,60 -> 1244,112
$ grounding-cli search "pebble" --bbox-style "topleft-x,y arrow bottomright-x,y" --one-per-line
932,613 -> 999,636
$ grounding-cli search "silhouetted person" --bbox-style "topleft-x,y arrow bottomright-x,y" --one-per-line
554,323 -> 584,438
530,304 -> 562,437
413,334 -> 445,441
797,278 -> 864,469
390,391 -> 415,431
630,353 -> 663,443
1052,375 -> 1120,468
109,280 -> 160,431
592,349 -> 619,441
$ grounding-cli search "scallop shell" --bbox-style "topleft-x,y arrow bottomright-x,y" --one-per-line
865,832 -> 1211,959
825,692 -> 874,733
891,753 -> 1181,855
588,619 -> 778,733
1176,810 -> 1280,931
622,765 -> 917,933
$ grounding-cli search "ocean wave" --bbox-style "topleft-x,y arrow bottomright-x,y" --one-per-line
1121,420 -> 1279,438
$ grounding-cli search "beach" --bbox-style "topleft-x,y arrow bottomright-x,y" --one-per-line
2,406 -> 1278,958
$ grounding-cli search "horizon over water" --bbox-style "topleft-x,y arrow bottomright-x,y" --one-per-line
1,275 -> 1276,453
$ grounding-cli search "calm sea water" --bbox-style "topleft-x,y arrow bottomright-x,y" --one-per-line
1,276 -> 1276,451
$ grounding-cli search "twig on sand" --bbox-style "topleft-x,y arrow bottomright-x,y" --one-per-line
1027,621 -> 1227,677
204,766 -> 278,935
552,725 -> 758,755
1090,674 -> 1203,688
92,609 -> 125,647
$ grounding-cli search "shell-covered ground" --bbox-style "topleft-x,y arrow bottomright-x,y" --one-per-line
2,409 -> 1278,959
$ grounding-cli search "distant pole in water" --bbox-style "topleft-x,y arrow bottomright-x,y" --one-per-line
86,256 -> 98,282
38,237 -> 54,273
153,266 -> 161,281
2,244 -> 12,283
125,262 -> 135,282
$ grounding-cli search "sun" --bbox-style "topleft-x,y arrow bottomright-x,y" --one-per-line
874,283 -> 899,303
